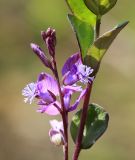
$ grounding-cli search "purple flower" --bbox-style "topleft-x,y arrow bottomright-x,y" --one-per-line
36,73 -> 61,115
49,120 -> 65,146
22,72 -> 85,115
62,53 -> 94,85
36,73 -> 84,115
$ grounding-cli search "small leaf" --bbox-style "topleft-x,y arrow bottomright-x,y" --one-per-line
84,0 -> 117,16
84,21 -> 129,72
68,14 -> 94,59
70,103 -> 109,149
66,0 -> 96,26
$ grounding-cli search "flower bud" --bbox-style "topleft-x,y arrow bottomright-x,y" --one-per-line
41,28 -> 56,57
50,132 -> 64,146
49,120 -> 65,146
84,0 -> 117,16
30,43 -> 52,69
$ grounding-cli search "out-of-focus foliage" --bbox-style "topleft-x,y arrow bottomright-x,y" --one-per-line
0,0 -> 135,160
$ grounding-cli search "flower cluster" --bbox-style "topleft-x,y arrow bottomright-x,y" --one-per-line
22,28 -> 94,146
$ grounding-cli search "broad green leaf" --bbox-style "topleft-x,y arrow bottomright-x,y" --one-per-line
68,14 -> 94,59
66,0 -> 96,26
84,21 -> 129,72
70,103 -> 109,149
84,0 -> 117,16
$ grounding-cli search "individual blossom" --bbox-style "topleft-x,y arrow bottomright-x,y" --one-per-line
62,53 -> 94,85
36,73 -> 61,115
49,120 -> 65,146
22,72 -> 84,115
36,73 -> 85,114
22,73 -> 60,115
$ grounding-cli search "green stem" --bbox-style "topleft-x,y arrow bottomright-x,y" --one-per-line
95,15 -> 101,39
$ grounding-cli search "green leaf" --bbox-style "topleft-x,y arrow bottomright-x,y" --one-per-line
68,14 -> 94,59
84,0 -> 117,16
70,103 -> 109,149
66,0 -> 96,26
84,21 -> 129,72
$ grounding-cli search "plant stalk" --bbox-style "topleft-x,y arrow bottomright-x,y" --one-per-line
73,15 -> 101,160
53,58 -> 68,160
95,15 -> 101,39
72,82 -> 93,160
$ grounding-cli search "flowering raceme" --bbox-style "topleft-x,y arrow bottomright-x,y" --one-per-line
22,28 -> 94,146
22,54 -> 94,115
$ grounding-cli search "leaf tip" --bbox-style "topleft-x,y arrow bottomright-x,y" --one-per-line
117,20 -> 129,29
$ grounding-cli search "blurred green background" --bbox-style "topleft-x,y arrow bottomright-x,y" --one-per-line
0,0 -> 135,159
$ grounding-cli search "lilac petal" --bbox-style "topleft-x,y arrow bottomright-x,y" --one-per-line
37,73 -> 59,96
50,120 -> 63,131
68,89 -> 87,112
63,93 -> 71,110
70,64 -> 78,74
38,92 -> 55,104
49,129 -> 59,137
62,53 -> 81,76
62,85 -> 82,95
37,101 -> 61,115
62,85 -> 82,110
63,65 -> 79,85
63,72 -> 78,85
